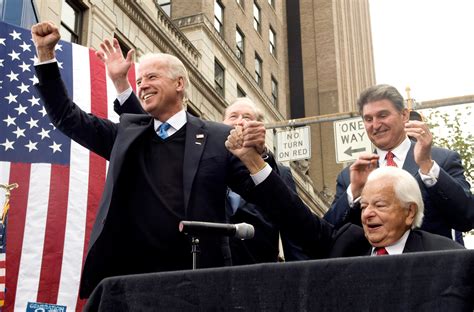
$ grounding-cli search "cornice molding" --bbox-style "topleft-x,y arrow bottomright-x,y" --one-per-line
114,0 -> 200,66
114,0 -> 227,117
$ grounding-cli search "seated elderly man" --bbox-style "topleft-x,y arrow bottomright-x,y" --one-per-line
226,128 -> 464,257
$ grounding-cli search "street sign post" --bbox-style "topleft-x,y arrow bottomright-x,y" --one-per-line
275,126 -> 311,162
333,117 -> 373,163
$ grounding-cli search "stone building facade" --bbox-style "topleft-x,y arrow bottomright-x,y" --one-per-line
33,0 -> 375,214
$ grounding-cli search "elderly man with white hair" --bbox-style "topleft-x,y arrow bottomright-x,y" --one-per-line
225,131 -> 464,257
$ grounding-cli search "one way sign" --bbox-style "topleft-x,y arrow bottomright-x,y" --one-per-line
333,117 -> 373,163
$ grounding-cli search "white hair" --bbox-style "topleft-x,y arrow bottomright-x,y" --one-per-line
367,166 -> 424,228
138,53 -> 190,98
225,97 -> 264,121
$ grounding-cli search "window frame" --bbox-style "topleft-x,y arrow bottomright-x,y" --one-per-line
60,0 -> 84,44
254,53 -> 263,86
235,27 -> 245,64
253,1 -> 261,33
269,26 -> 277,57
214,59 -> 226,97
157,0 -> 171,16
214,0 -> 224,35
237,84 -> 247,97
271,76 -> 278,106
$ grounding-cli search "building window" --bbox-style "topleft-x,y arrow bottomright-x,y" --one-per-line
254,53 -> 262,86
157,0 -> 171,16
253,1 -> 261,33
236,27 -> 245,64
237,84 -> 246,97
269,26 -> 276,57
271,76 -> 278,106
268,0 -> 275,8
215,59 -> 225,97
60,0 -> 83,43
214,0 -> 224,35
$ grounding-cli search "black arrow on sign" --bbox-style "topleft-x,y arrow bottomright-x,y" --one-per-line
344,146 -> 366,156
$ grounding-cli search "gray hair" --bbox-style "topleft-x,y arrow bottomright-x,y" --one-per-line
366,166 -> 424,228
139,53 -> 190,99
357,84 -> 405,115
225,97 -> 264,122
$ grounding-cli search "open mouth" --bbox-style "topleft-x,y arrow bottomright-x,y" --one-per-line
141,93 -> 156,101
366,223 -> 382,231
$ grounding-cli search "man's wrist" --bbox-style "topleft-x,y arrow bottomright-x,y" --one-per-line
241,152 -> 267,174
37,49 -> 55,62
419,159 -> 434,175
113,78 -> 132,94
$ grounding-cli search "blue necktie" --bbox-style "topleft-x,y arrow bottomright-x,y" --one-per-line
158,122 -> 171,139
227,190 -> 241,214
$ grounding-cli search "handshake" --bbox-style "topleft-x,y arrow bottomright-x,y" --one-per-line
225,121 -> 268,175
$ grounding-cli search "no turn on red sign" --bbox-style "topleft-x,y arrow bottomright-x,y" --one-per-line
333,117 -> 373,163
275,126 -> 311,162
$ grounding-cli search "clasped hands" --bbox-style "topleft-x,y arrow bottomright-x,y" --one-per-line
225,120 -> 264,156
225,121 -> 267,174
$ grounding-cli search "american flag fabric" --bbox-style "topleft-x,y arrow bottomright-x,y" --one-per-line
0,21 -> 136,311
1,200 -> 7,307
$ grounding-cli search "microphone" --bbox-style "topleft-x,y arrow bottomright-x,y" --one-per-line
179,221 -> 255,240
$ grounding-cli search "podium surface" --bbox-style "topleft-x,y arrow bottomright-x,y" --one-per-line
85,249 -> 474,311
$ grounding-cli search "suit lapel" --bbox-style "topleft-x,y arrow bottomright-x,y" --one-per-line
401,141 -> 419,177
110,116 -> 154,183
183,113 -> 207,213
402,230 -> 423,253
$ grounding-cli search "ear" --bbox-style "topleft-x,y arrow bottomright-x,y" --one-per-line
401,108 -> 410,123
176,77 -> 185,93
405,203 -> 417,227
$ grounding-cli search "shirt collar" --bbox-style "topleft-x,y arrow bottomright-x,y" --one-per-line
371,230 -> 410,255
154,109 -> 187,135
377,136 -> 411,167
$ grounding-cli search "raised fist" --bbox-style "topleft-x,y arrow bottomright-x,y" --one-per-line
31,21 -> 61,62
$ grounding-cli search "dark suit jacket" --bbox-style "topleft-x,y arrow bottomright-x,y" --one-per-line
256,172 -> 464,259
35,63 -> 257,298
115,95 -> 308,262
227,160 -> 310,264
324,141 -> 474,241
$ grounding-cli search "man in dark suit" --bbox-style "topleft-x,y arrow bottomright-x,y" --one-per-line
324,84 -> 474,244
222,98 -> 306,263
97,37 -> 307,263
225,131 -> 464,257
31,22 -> 266,298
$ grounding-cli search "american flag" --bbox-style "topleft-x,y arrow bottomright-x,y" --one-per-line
0,21 -> 136,311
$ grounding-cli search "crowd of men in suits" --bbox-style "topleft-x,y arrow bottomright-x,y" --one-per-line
31,21 -> 473,299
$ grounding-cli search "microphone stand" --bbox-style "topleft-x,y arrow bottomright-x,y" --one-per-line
191,237 -> 200,270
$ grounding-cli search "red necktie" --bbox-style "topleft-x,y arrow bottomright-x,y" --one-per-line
385,151 -> 397,167
375,247 -> 388,256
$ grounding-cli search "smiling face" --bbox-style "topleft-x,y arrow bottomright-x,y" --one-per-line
360,177 -> 416,247
136,56 -> 184,121
362,99 -> 409,150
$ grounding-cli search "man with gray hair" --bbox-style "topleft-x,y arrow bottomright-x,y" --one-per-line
324,84 -> 474,245
223,98 -> 307,263
224,129 -> 464,257
32,21 -> 268,298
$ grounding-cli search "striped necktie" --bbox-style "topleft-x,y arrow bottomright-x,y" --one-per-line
157,122 -> 171,139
